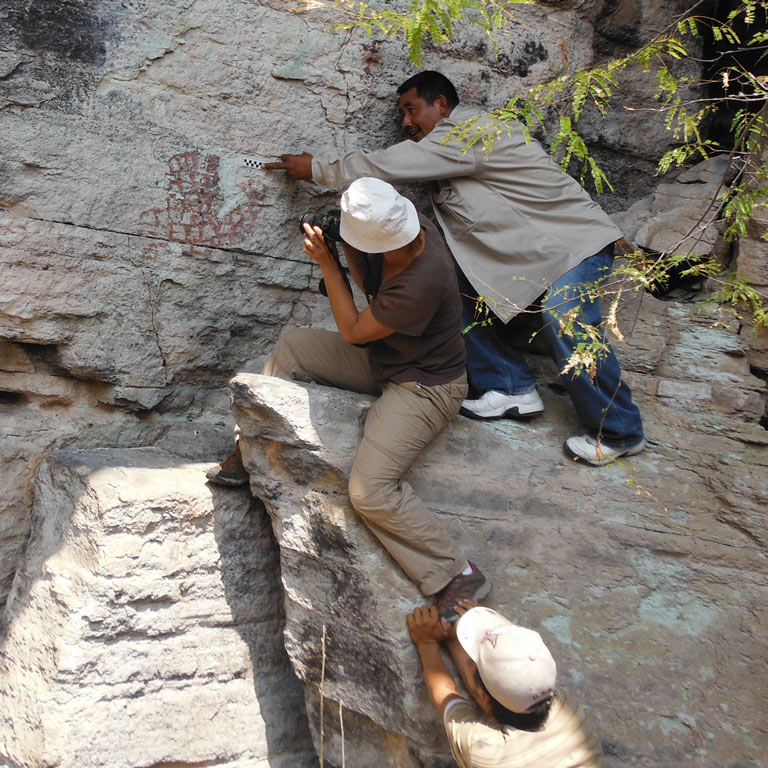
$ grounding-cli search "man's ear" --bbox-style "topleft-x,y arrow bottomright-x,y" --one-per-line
435,94 -> 451,116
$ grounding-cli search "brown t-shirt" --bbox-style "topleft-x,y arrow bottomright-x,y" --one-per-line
366,215 -> 466,385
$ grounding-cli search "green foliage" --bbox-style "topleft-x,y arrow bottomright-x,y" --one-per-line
325,0 -> 768,361
550,116 -> 613,193
462,294 -> 495,335
332,0 -> 534,66
722,180 -> 768,240
704,271 -> 768,328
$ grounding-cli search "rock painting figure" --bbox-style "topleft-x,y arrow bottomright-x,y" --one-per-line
139,151 -> 266,248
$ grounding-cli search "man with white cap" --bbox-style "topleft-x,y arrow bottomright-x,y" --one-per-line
407,601 -> 603,766
208,178 -> 490,618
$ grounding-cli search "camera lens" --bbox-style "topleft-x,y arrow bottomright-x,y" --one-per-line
298,210 -> 342,242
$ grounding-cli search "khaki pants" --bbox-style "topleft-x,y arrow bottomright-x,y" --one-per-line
263,327 -> 469,595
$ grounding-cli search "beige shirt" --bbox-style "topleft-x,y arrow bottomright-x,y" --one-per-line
312,106 -> 622,322
443,692 -> 604,768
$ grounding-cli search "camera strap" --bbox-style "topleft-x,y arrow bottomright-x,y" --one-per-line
364,253 -> 383,305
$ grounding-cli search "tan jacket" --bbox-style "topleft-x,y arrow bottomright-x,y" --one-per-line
312,105 -> 622,322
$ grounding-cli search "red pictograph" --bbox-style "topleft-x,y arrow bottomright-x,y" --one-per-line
139,151 -> 267,247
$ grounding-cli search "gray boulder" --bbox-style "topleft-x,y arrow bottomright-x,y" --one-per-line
0,448 -> 315,768
231,351 -> 767,767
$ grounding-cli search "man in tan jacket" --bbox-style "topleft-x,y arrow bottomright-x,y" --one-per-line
264,71 -> 645,466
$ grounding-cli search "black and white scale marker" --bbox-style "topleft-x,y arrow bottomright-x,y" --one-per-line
242,157 -> 263,169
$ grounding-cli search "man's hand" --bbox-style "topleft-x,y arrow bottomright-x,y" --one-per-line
262,152 -> 313,180
408,605 -> 463,715
301,222 -> 337,271
407,605 -> 449,647
441,598 -> 480,640
454,599 -> 480,618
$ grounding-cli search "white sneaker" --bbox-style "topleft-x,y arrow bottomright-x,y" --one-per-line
564,434 -> 646,466
460,389 -> 544,420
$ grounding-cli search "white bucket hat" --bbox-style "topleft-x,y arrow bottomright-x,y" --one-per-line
339,177 -> 421,253
457,606 -> 557,713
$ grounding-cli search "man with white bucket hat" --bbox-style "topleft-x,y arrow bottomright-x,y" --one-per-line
208,178 -> 491,618
407,601 -> 603,766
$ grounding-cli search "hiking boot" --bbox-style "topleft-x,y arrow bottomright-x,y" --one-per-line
460,389 -> 544,420
436,563 -> 492,623
564,434 -> 646,466
205,443 -> 249,486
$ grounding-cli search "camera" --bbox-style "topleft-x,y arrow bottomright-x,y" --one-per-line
298,208 -> 351,298
298,209 -> 342,242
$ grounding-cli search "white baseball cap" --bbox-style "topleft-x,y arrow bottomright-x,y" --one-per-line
339,177 -> 421,253
457,606 -> 557,713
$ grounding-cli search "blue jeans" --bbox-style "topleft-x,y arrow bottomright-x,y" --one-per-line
460,246 -> 644,448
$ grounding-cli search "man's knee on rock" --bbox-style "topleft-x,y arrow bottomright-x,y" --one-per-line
348,470 -> 392,516
272,327 -> 303,358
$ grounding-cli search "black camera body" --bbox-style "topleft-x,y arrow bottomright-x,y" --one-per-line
298,208 -> 351,298
298,209 -> 342,242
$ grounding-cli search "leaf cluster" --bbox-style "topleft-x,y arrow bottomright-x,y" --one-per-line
331,1 -> 533,66
322,0 -> 768,367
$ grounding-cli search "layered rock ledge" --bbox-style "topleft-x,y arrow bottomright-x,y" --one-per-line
231,369 -> 767,768
0,448 -> 316,768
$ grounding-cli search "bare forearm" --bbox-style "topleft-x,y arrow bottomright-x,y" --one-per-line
446,638 -> 477,692
417,642 -> 461,715
320,263 -> 361,341
340,243 -> 367,292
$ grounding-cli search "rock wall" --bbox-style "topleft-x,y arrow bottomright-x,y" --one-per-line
737,134 -> 768,386
0,0 -> 712,607
0,447 -> 316,768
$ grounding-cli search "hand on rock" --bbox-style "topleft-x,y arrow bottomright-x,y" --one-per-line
407,605 -> 448,646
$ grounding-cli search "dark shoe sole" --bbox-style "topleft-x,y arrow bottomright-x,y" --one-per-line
205,469 -> 249,487
439,578 -> 493,624
459,406 -> 543,421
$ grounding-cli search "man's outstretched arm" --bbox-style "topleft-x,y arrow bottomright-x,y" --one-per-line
407,605 -> 463,716
312,133 -> 476,189
262,121 -> 476,189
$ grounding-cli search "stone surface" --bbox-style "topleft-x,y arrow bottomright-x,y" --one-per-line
0,447 -> 316,768
734,137 -> 768,410
0,0 -> 720,610
613,156 -> 732,258
0,384 -> 238,618
231,333 -> 767,768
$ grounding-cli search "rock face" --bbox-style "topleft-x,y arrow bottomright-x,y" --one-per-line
0,448 -> 316,768
230,338 -> 767,768
1,1 -> 766,766
0,0 -> 721,608
615,156 -> 732,260
736,139 -> 768,395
